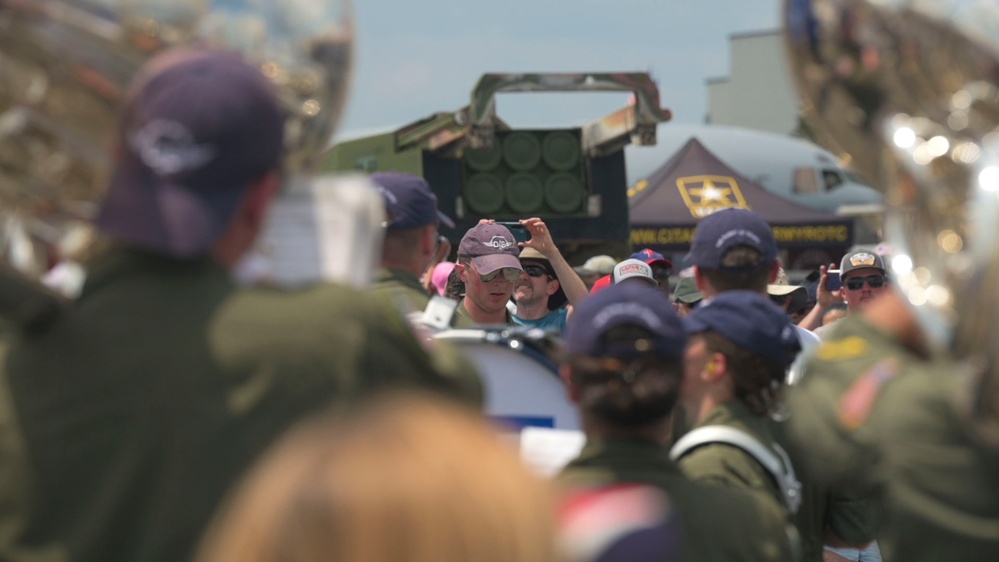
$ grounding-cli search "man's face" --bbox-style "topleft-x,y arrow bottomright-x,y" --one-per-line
841,267 -> 888,312
514,260 -> 555,306
458,260 -> 518,314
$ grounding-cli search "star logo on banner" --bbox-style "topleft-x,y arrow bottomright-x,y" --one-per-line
676,175 -> 749,218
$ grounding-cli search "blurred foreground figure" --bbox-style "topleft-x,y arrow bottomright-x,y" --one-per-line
0,49 -> 478,562
789,291 -> 999,561
557,284 -> 795,562
197,394 -> 557,562
784,0 -> 999,559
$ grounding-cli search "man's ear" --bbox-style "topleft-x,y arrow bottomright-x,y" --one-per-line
546,278 -> 561,297
693,266 -> 707,291
421,224 -> 437,255
455,262 -> 469,283
242,171 -> 281,230
768,259 -> 781,284
560,365 -> 581,403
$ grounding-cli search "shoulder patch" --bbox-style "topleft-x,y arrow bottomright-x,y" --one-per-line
816,336 -> 868,361
837,358 -> 899,430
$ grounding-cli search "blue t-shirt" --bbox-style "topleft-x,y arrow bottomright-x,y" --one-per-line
512,308 -> 569,334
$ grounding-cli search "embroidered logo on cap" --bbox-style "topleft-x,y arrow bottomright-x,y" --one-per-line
129,119 -> 216,176
848,252 -> 877,267
486,235 -> 513,249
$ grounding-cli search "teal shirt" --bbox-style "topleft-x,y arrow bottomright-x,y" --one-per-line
512,308 -> 569,334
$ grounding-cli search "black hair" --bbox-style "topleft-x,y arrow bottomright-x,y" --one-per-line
699,245 -> 770,293
568,325 -> 683,427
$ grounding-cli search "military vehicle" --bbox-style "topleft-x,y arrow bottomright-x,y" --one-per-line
323,73 -> 671,261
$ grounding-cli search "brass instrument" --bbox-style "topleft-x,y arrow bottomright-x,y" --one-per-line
0,0 -> 354,318
784,0 -> 999,444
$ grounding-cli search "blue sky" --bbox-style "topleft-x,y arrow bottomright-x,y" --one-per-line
338,1 -> 781,138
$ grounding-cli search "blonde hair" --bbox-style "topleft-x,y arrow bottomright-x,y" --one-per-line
198,393 -> 558,562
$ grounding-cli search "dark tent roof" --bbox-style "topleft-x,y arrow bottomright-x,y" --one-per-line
628,138 -> 853,252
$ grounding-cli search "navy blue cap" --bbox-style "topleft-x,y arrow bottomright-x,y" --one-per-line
98,48 -> 285,257
683,290 -> 801,366
371,172 -> 454,232
685,208 -> 777,270
630,248 -> 673,269
566,283 -> 685,360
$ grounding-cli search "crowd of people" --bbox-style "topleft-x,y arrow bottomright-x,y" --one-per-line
0,45 -> 994,562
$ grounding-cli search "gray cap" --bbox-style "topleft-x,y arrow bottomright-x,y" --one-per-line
840,249 -> 886,276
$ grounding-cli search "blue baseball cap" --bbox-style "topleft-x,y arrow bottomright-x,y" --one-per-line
371,172 -> 454,232
685,208 -> 777,270
97,48 -> 285,257
683,290 -> 801,366
566,283 -> 685,360
630,248 -> 673,269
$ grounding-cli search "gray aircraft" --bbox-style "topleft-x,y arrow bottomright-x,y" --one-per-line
625,123 -> 884,218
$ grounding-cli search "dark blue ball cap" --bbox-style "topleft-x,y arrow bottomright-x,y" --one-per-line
566,283 -> 685,360
685,208 -> 777,270
683,290 -> 801,366
97,48 -> 285,258
370,172 -> 454,232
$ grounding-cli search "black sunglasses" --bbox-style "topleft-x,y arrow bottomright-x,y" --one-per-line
523,265 -> 551,278
844,275 -> 887,291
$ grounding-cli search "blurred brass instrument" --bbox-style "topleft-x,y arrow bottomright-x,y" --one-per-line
784,0 -> 999,444
0,0 -> 354,322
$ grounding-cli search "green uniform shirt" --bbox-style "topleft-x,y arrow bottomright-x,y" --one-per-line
369,267 -> 432,321
790,314 -> 999,561
0,248 -> 481,562
559,437 -> 795,562
676,400 -> 786,507
678,400 -> 879,561
452,297 -> 512,328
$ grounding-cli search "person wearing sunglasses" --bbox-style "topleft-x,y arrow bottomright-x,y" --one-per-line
512,218 -> 589,334
839,250 -> 889,312
813,250 -> 890,339
453,222 -> 524,326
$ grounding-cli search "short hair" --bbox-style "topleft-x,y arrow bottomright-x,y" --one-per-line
699,331 -> 785,416
444,268 -> 465,301
567,325 -> 683,427
698,245 -> 771,293
197,394 -> 557,562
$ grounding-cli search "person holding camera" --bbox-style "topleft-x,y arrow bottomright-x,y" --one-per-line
803,250 -> 890,338
512,218 -> 589,334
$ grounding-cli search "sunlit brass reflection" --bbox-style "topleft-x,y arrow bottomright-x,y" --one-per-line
0,0 -> 354,276
784,0 -> 999,443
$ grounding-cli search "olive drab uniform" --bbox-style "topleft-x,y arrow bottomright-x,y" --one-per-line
673,399 -> 881,562
559,438 -> 796,562
789,314 -> 999,562
0,248 -> 482,562
369,268 -> 435,323
368,267 -> 485,393
673,400 -> 787,507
